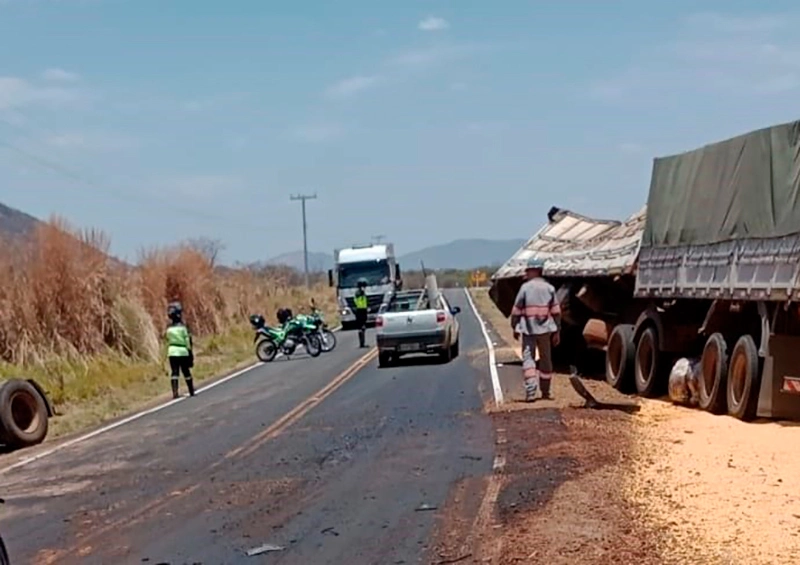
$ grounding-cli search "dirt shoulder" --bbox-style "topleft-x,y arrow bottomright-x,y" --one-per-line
426,288 -> 662,563
464,287 -> 800,565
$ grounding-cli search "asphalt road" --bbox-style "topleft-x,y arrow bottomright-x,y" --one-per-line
0,289 -> 495,565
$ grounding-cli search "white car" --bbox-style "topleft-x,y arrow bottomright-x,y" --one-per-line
374,289 -> 460,367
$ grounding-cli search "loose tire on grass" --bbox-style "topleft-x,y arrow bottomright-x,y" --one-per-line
634,326 -> 666,398
606,324 -> 635,392
727,334 -> 761,421
699,332 -> 728,414
0,379 -> 49,449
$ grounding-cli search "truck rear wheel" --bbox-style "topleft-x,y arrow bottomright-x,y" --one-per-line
606,324 -> 635,392
726,334 -> 761,421
634,326 -> 665,397
699,333 -> 728,414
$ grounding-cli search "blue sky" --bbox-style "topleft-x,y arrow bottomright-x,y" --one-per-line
0,0 -> 798,263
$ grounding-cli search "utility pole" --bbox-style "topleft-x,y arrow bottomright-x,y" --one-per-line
290,193 -> 317,288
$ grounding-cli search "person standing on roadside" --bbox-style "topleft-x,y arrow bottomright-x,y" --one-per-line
166,301 -> 195,399
354,278 -> 369,348
510,257 -> 561,402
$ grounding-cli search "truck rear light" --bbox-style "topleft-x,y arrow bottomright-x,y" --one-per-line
436,310 -> 446,323
376,316 -> 384,327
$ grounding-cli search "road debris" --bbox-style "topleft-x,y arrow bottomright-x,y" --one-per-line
568,367 -> 639,413
245,543 -> 284,556
415,503 -> 438,512
435,553 -> 472,564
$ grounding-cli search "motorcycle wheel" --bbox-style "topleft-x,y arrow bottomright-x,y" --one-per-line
319,329 -> 337,352
304,334 -> 322,358
256,338 -> 278,362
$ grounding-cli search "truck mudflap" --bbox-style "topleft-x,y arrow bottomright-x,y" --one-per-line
756,335 -> 800,419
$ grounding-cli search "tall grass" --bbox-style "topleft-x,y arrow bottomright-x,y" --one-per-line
0,216 -> 335,429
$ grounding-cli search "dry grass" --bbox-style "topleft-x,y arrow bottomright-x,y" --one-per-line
0,216 -> 335,437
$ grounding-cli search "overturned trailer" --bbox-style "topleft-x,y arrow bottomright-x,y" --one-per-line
490,206 -> 646,371
491,118 -> 800,421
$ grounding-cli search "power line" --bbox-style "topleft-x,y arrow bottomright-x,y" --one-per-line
0,116 -> 264,230
290,193 -> 317,288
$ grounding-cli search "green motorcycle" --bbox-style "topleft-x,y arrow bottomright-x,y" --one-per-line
249,313 -> 322,362
295,309 -> 337,353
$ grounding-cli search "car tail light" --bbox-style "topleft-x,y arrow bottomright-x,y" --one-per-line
436,310 -> 446,323
376,316 -> 384,327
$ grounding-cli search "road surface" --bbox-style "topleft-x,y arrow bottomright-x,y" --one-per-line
0,290 -> 495,564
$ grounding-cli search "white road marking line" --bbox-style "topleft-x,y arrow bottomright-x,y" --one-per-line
0,325 -> 343,475
463,288 -> 504,406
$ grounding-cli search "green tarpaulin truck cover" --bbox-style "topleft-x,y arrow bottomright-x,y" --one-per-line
643,119 -> 800,248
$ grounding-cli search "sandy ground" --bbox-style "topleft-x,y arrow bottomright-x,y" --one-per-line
468,287 -> 800,565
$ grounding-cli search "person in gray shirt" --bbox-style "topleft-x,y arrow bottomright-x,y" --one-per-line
510,257 -> 561,401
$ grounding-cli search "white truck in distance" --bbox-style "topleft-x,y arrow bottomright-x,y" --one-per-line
328,243 -> 402,329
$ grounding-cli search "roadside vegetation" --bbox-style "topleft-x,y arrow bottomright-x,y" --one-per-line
0,217 -> 336,438
401,266 -> 495,289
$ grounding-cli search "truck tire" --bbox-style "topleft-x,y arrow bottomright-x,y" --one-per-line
0,379 -> 49,449
726,334 -> 761,421
606,324 -> 635,392
634,326 -> 665,398
699,333 -> 728,414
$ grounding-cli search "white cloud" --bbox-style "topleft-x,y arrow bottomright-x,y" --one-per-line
44,131 -> 137,152
156,174 -> 245,198
590,12 -> 800,100
324,43 -> 484,100
181,92 -> 250,112
41,68 -> 80,82
418,16 -> 449,32
325,75 -> 380,99
0,76 -> 86,110
388,43 -> 478,70
684,12 -> 789,34
290,124 -> 344,143
618,142 -> 645,155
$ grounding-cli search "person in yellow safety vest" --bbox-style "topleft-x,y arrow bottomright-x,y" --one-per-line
166,302 -> 195,398
354,278 -> 369,348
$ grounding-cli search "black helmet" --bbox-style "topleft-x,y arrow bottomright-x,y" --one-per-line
276,308 -> 293,325
249,314 -> 265,329
167,301 -> 182,321
357,277 -> 368,287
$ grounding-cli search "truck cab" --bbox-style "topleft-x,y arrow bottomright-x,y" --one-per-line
328,243 -> 402,329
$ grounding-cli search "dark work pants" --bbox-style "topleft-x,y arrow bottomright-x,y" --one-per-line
169,356 -> 194,396
355,309 -> 368,347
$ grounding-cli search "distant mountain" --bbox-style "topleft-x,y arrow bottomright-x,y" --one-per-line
266,238 -> 525,272
0,202 -> 40,239
399,238 -> 525,270
265,250 -> 334,272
